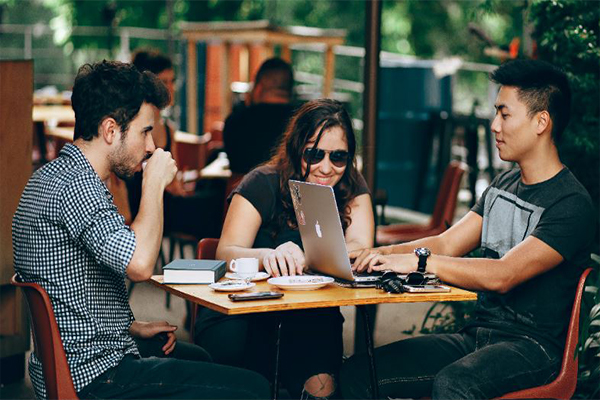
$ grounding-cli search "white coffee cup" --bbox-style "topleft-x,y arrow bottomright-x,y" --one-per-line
230,258 -> 259,278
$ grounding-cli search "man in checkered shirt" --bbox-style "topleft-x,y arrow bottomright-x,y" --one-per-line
12,60 -> 270,399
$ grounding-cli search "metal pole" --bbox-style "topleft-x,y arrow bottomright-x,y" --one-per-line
359,305 -> 380,400
354,0 -> 382,367
362,0 -> 382,192
165,0 -> 175,59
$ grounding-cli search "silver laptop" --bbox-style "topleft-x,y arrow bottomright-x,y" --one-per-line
288,180 -> 381,283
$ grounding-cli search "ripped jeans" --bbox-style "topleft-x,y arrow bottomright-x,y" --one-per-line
340,327 -> 561,399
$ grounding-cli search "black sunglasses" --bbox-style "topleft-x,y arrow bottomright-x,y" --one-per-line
379,271 -> 426,285
303,147 -> 349,168
404,271 -> 428,285
377,271 -> 438,293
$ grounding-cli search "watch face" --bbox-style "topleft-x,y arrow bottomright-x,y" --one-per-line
415,247 -> 431,257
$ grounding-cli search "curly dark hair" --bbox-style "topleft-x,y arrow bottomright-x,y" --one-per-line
71,60 -> 169,141
269,98 -> 363,234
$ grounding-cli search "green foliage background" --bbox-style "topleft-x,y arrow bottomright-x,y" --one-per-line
529,0 -> 599,251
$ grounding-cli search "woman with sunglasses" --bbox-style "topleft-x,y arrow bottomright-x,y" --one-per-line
194,99 -> 374,399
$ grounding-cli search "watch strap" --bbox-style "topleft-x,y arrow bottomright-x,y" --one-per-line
417,255 -> 427,273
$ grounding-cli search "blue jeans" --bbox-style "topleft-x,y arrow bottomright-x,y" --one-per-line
77,336 -> 271,399
340,327 -> 561,399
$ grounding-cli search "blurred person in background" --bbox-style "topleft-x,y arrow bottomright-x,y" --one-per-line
128,48 -> 223,242
223,57 -> 296,174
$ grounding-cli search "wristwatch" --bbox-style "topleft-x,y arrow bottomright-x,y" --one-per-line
414,247 -> 431,273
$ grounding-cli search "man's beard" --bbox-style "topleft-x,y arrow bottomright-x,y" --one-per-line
109,143 -> 139,181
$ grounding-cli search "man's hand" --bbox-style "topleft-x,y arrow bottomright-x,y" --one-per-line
367,254 -> 418,274
263,241 -> 306,277
129,321 -> 177,355
143,148 -> 178,191
350,247 -> 386,272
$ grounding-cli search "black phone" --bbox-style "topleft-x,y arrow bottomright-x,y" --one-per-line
228,291 -> 284,301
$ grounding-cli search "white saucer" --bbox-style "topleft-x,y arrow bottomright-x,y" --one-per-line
267,276 -> 334,291
209,281 -> 256,292
225,272 -> 270,282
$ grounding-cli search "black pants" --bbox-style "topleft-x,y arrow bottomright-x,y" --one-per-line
340,326 -> 561,399
77,336 -> 271,399
195,307 -> 345,398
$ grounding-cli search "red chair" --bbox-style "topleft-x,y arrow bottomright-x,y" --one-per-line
376,161 -> 467,245
498,267 -> 593,399
11,274 -> 78,400
188,238 -> 220,342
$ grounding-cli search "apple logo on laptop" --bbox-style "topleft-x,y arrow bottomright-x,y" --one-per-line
315,220 -> 323,238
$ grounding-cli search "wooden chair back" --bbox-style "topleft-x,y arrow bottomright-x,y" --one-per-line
498,267 -> 593,399
376,161 -> 466,245
11,274 -> 78,400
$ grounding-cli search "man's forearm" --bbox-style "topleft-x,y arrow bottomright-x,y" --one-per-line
386,235 -> 448,256
127,180 -> 164,281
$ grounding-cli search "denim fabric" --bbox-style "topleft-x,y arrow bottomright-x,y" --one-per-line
77,338 -> 271,399
340,327 -> 561,400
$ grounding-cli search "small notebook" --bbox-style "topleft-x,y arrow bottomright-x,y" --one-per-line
163,259 -> 226,284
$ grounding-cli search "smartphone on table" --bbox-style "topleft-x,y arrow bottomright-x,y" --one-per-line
228,291 -> 284,301
402,285 -> 451,293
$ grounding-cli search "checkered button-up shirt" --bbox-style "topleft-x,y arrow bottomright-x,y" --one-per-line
12,144 -> 140,399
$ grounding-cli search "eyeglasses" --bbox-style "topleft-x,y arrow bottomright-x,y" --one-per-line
302,147 -> 349,168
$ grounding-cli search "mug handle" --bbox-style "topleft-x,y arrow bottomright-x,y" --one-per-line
230,259 -> 237,272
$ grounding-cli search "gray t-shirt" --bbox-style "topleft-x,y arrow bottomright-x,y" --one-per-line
469,167 -> 595,354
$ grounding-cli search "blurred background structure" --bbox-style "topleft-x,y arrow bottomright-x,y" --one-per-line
1,0 -> 598,397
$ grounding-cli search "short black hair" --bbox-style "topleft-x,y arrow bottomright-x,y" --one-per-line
490,59 -> 571,142
254,57 -> 294,96
71,60 -> 169,141
131,49 -> 173,75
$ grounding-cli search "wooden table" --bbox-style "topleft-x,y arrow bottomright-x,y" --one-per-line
32,105 -> 75,124
32,106 -> 75,164
150,275 -> 476,399
150,275 -> 476,314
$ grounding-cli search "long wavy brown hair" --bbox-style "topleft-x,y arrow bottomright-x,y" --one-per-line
268,98 -> 363,234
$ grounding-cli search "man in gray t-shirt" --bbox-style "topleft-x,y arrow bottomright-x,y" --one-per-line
342,60 -> 595,399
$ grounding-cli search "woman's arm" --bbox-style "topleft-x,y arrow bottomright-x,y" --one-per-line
216,194 -> 268,264
216,194 -> 306,276
344,193 -> 375,252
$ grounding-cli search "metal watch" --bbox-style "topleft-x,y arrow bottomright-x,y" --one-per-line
414,247 -> 431,273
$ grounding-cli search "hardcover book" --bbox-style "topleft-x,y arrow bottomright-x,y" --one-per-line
163,259 -> 226,284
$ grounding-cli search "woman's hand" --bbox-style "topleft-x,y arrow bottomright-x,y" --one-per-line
129,320 -> 177,355
263,241 -> 306,277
